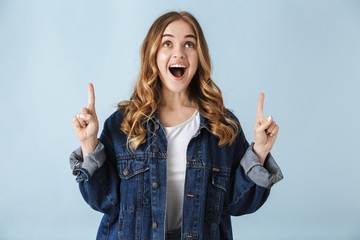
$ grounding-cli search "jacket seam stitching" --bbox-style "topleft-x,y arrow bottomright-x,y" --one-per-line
95,171 -> 117,207
227,183 -> 255,209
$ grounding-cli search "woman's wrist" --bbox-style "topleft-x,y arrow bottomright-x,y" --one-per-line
81,138 -> 98,158
252,144 -> 268,165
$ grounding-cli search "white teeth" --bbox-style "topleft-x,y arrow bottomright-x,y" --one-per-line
169,64 -> 186,68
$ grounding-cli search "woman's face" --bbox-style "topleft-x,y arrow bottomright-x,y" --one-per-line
156,20 -> 199,95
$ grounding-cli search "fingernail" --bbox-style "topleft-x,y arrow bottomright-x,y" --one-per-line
267,116 -> 272,122
80,114 -> 86,119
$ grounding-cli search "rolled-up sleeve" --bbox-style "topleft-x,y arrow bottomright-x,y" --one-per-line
69,140 -> 107,182
240,142 -> 283,189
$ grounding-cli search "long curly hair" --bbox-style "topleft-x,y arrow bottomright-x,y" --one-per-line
118,11 -> 239,151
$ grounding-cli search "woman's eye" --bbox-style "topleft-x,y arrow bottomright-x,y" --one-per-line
163,41 -> 172,47
185,42 -> 195,48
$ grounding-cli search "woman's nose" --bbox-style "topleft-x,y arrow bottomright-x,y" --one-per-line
172,45 -> 185,58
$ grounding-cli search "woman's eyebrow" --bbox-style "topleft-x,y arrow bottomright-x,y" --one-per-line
162,34 -> 196,39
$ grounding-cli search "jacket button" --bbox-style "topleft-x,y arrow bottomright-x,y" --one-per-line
123,167 -> 129,176
155,124 -> 160,130
152,221 -> 158,229
153,147 -> 160,152
152,182 -> 159,189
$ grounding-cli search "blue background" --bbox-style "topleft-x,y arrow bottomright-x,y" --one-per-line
1,0 -> 359,239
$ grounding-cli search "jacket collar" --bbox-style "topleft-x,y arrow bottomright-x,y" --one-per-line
198,111 -> 211,132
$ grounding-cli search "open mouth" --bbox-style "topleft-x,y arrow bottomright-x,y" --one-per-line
169,64 -> 186,78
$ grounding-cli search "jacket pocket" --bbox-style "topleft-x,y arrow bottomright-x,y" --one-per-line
117,160 -> 150,212
205,168 -> 230,224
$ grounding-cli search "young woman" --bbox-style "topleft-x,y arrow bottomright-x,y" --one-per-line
70,11 -> 283,240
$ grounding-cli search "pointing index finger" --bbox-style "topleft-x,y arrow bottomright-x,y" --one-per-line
257,93 -> 264,118
88,83 -> 95,111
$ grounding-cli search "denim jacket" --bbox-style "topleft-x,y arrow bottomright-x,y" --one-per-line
69,109 -> 283,240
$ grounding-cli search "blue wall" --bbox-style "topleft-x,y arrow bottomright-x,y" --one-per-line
0,0 -> 359,239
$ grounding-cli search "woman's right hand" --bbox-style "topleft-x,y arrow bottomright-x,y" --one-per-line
72,83 -> 99,156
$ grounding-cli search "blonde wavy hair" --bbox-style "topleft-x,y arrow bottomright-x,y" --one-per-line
118,11 -> 239,151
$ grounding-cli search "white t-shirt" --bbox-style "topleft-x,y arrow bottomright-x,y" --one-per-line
163,109 -> 200,231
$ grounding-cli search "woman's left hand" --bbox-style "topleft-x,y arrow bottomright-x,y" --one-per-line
253,93 -> 279,164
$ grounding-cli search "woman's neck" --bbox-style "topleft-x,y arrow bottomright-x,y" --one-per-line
159,88 -> 196,110
158,88 -> 197,127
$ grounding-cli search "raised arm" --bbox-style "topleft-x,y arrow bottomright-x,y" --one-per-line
70,83 -> 120,214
